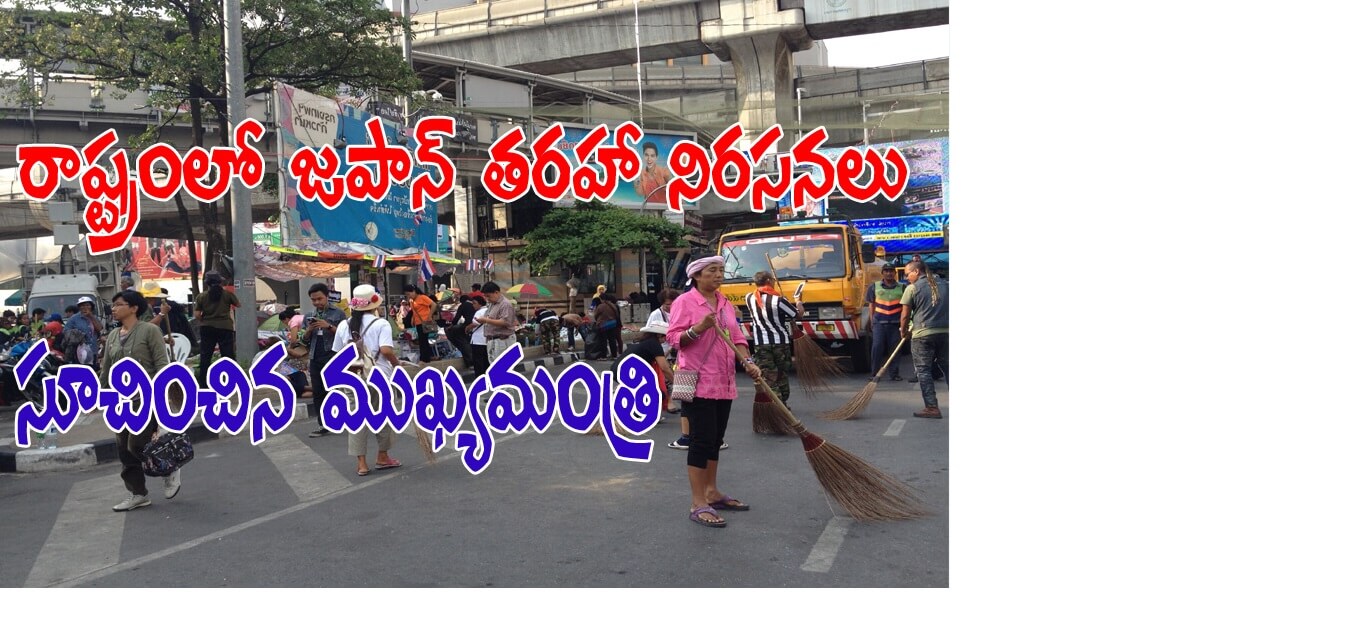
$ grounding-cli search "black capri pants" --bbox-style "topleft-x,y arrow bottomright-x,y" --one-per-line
683,397 -> 732,469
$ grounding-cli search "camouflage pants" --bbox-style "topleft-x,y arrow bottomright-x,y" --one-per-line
753,343 -> 793,404
539,319 -> 561,354
910,333 -> 950,408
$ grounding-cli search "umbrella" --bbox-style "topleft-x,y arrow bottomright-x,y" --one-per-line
5,290 -> 23,306
504,281 -> 552,319
504,282 -> 553,298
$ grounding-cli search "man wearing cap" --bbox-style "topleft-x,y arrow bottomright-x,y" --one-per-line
863,265 -> 906,381
478,282 -> 517,365
303,283 -> 348,438
65,296 -> 103,368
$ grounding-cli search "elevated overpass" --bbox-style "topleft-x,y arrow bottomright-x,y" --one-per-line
413,0 -> 948,133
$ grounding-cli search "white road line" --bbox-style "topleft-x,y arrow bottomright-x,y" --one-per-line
800,516 -> 852,573
256,433 -> 352,502
884,419 -> 907,436
25,474 -> 126,587
51,432 -> 526,588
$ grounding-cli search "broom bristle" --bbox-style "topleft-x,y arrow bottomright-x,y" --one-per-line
819,380 -> 877,420
803,434 -> 927,521
794,335 -> 846,398
415,428 -> 437,464
753,399 -> 796,435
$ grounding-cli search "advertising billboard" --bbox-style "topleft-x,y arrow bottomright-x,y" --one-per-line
555,124 -> 696,208
822,137 -> 949,252
275,83 -> 438,250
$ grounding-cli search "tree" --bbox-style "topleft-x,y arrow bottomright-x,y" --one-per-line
509,200 -> 689,280
6,0 -> 420,286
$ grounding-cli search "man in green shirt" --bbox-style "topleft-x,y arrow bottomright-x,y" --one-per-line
901,261 -> 949,419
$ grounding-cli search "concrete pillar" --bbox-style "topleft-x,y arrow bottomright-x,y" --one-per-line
701,0 -> 813,145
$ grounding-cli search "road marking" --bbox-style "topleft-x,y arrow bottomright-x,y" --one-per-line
25,474 -> 126,587
884,419 -> 906,436
800,516 -> 852,573
51,432 -> 526,587
256,433 -> 351,502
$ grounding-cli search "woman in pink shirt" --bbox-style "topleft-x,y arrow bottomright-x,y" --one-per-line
667,255 -> 763,528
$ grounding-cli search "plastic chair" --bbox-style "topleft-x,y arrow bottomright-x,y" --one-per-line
166,333 -> 191,364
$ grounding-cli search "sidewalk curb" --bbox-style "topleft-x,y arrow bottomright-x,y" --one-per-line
1,424 -> 224,474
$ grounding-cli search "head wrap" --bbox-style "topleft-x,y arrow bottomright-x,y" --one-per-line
685,255 -> 726,285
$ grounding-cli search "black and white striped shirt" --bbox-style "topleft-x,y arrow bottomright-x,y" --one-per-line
744,291 -> 799,346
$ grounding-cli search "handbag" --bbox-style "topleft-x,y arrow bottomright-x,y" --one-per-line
141,432 -> 194,477
671,369 -> 700,402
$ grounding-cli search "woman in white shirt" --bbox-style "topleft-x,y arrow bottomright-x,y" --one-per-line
332,284 -> 402,476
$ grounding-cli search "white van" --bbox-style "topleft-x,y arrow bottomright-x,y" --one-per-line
26,274 -> 110,321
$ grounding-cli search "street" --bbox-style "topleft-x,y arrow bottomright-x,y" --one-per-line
0,366 -> 948,588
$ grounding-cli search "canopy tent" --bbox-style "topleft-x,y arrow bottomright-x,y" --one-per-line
2,289 -> 24,306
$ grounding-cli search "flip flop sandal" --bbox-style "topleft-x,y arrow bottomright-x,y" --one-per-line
357,468 -> 370,476
689,506 -> 726,528
709,495 -> 751,511
374,459 -> 402,470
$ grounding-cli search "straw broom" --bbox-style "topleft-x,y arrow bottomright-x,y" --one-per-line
752,385 -> 797,435
714,327 -> 924,521
395,361 -> 438,464
820,335 -> 909,421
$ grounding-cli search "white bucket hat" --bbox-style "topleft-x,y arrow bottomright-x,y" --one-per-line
350,284 -> 384,311
640,319 -> 669,335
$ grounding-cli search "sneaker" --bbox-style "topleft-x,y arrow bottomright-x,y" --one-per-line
112,495 -> 150,512
308,428 -> 330,438
668,436 -> 691,450
163,469 -> 181,500
719,441 -> 730,450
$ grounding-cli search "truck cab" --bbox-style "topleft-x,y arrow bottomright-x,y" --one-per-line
717,221 -> 875,372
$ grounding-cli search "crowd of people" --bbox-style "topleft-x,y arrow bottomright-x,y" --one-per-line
4,254 -> 949,528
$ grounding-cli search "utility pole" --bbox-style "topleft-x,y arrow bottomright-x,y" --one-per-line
224,0 -> 257,363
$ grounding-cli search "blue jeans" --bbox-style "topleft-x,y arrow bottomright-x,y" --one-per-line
871,322 -> 902,378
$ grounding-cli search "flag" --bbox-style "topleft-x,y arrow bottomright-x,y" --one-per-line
420,248 -> 435,283
373,254 -> 386,268
484,258 -> 494,272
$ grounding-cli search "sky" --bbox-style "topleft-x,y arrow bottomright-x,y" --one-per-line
823,24 -> 949,67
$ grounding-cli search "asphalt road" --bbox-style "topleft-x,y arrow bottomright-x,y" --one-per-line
0,364 -> 948,588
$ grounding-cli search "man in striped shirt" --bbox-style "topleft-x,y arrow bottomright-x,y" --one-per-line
744,271 -> 804,404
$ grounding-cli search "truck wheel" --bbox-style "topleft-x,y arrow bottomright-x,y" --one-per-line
851,335 -> 872,373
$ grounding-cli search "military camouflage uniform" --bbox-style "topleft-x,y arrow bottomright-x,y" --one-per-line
752,343 -> 793,403
539,318 -> 561,354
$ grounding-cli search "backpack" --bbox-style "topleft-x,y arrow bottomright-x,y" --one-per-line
344,317 -> 383,377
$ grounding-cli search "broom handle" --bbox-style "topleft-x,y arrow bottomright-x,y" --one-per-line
764,252 -> 804,331
711,324 -> 807,430
868,333 -> 911,382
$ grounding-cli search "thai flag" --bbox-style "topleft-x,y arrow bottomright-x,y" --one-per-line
484,259 -> 494,271
420,248 -> 435,282
373,254 -> 386,268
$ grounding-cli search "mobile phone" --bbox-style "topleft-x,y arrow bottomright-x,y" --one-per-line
794,283 -> 805,299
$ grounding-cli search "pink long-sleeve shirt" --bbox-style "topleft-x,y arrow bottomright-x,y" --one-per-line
666,288 -> 748,401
